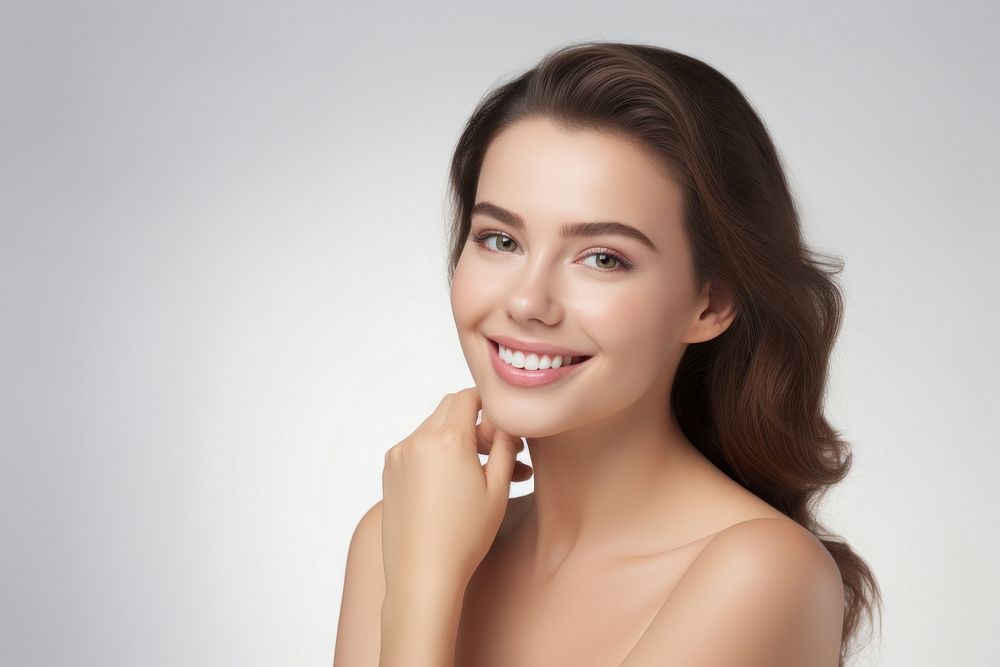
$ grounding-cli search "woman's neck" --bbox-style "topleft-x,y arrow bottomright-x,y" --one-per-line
519,392 -> 708,580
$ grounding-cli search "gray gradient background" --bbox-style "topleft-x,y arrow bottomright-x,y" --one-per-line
2,1 -> 997,666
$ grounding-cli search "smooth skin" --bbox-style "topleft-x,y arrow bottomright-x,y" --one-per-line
335,391 -> 531,667
334,117 -> 844,666
379,388 -> 526,666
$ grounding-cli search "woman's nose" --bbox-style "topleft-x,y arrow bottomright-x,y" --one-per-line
502,263 -> 564,326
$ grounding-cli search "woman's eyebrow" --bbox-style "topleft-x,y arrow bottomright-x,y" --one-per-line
471,201 -> 657,252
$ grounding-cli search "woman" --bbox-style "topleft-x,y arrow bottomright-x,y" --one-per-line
335,41 -> 881,666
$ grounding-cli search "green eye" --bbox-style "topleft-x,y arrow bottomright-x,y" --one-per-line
469,230 -> 636,273
584,252 -> 622,271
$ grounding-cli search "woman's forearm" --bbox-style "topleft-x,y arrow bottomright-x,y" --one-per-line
379,578 -> 467,666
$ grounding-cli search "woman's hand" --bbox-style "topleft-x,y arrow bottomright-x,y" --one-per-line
380,386 -> 532,596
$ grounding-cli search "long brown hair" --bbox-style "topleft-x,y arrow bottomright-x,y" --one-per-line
443,40 -> 881,664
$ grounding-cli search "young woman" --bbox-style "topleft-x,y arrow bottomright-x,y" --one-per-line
335,41 -> 881,666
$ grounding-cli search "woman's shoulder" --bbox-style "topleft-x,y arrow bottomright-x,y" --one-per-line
703,515 -> 840,575
689,498 -> 843,606
621,516 -> 845,664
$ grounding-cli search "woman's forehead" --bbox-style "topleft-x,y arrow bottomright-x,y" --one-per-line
476,118 -> 686,249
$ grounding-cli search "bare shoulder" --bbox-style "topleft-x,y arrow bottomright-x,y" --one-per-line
698,517 -> 843,588
621,517 -> 845,667
333,499 -> 385,667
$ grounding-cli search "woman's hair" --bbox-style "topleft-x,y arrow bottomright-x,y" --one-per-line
443,40 -> 881,664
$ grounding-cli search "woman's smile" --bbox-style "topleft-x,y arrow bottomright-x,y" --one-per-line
486,336 -> 594,388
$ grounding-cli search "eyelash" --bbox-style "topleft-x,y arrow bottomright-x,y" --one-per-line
469,230 -> 636,273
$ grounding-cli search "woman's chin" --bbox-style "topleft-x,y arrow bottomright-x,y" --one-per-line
479,391 -> 588,439
482,415 -> 569,440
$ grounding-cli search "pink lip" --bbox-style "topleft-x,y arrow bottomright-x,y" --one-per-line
486,337 -> 592,388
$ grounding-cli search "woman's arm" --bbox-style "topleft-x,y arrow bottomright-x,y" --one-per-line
333,500 -> 386,666
376,388 -> 522,666
332,499 -> 469,666
379,577 -> 467,666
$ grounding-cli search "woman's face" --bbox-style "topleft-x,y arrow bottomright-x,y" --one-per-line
450,116 -> 705,438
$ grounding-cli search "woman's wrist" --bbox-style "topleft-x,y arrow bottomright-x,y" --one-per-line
379,578 -> 468,666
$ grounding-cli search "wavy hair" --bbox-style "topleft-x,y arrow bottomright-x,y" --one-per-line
443,40 -> 881,664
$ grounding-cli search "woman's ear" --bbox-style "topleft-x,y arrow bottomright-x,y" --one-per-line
681,280 -> 738,344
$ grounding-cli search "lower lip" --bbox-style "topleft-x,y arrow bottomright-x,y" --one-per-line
487,338 -> 593,388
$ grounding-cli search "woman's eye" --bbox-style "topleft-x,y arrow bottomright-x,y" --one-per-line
480,232 -> 517,253
469,230 -> 635,273
581,252 -> 623,271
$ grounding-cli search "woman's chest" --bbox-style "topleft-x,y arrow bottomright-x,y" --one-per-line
454,540 -> 711,666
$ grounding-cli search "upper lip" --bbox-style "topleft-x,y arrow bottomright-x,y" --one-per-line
487,334 -> 591,358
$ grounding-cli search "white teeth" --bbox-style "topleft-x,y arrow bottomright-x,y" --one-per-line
498,343 -> 576,369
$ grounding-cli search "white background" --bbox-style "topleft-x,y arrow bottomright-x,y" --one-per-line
2,1 -> 997,665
